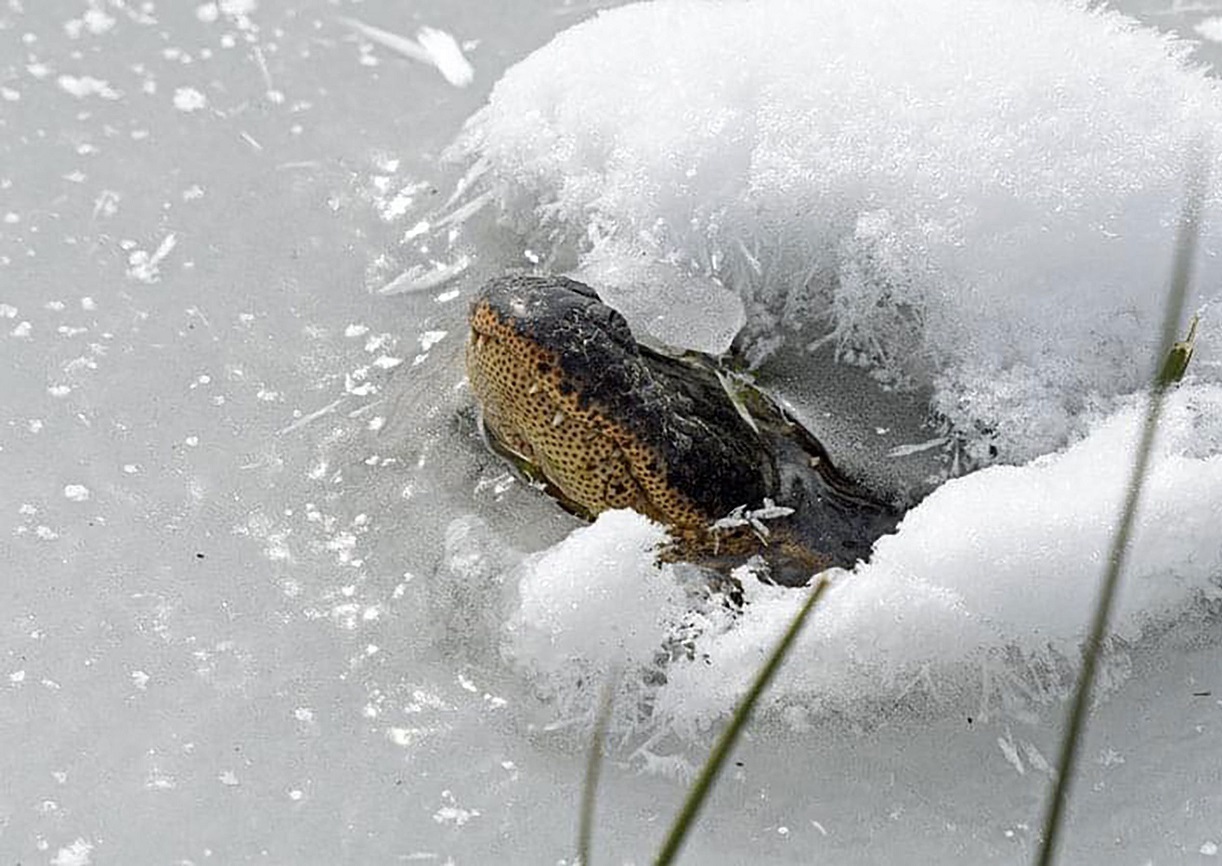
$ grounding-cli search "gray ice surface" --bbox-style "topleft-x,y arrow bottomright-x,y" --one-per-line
2,1 -> 1221,865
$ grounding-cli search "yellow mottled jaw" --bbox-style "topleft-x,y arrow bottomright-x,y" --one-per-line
465,274 -> 904,584
466,275 -> 777,532
469,297 -> 658,521
469,296 -> 703,528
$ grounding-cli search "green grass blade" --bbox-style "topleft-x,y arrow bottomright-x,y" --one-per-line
576,667 -> 619,866
1034,152 -> 1209,866
654,576 -> 830,866
1158,313 -> 1199,386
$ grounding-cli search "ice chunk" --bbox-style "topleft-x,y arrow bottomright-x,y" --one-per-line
571,237 -> 745,355
340,19 -> 474,88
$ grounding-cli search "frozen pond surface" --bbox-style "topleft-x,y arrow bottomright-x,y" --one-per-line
2,0 -> 1222,864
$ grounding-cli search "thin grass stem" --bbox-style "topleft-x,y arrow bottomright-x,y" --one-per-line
1034,151 -> 1209,866
654,576 -> 830,866
576,666 -> 619,866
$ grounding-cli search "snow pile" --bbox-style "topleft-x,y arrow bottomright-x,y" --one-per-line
503,386 -> 1222,737
442,0 -> 1222,461
414,0 -> 1222,743
508,509 -> 679,673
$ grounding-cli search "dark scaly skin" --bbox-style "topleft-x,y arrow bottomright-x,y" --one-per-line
466,274 -> 903,586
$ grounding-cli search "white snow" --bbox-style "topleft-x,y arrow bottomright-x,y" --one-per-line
418,330 -> 448,351
339,19 -> 475,88
6,0 -> 1222,861
434,0 -> 1222,740
56,75 -> 121,99
508,509 -> 679,674
503,386 -> 1222,736
64,9 -> 116,38
172,87 -> 207,112
196,3 -> 221,24
1198,17 -> 1222,43
125,233 -> 178,283
445,0 -> 1222,462
62,484 -> 90,502
50,839 -> 93,866
415,27 -> 475,88
220,0 -> 258,15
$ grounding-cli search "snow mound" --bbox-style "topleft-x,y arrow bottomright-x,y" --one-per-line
413,0 -> 1222,747
501,386 -> 1222,739
508,508 -> 678,673
443,0 -> 1222,461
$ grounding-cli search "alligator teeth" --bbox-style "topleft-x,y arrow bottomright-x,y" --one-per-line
551,410 -> 565,428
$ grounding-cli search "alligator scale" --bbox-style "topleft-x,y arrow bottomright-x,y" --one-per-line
466,274 -> 903,586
